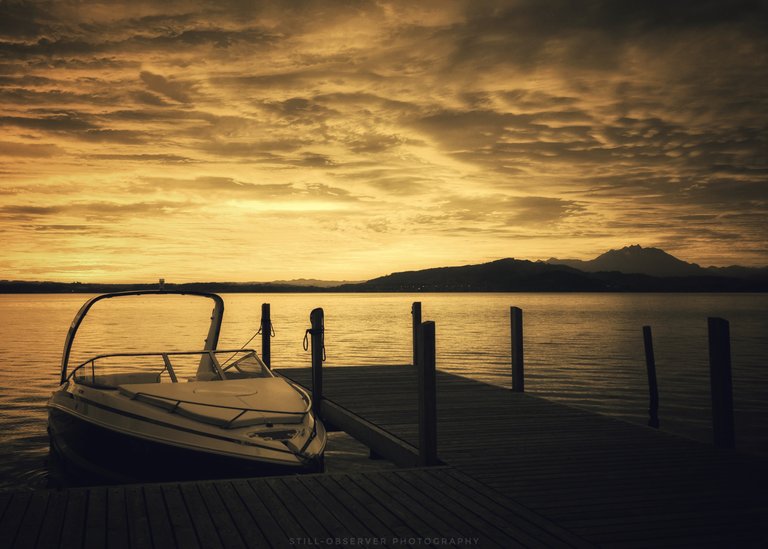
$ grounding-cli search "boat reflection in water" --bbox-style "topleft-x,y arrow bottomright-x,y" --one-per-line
47,290 -> 326,485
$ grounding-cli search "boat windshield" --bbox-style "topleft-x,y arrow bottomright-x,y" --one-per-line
69,349 -> 272,389
222,352 -> 270,378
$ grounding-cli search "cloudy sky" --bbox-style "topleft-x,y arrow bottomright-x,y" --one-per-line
1,0 -> 767,282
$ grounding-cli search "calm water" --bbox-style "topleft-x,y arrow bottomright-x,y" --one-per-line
0,292 -> 766,490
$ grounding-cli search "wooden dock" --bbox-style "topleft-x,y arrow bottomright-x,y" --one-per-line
2,366 -> 766,547
0,463 -> 588,548
276,365 -> 768,548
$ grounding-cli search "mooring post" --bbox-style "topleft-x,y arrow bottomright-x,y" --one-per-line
417,321 -> 438,466
642,326 -> 660,429
708,317 -> 735,449
261,303 -> 271,368
310,308 -> 325,416
412,302 -> 422,367
511,307 -> 524,392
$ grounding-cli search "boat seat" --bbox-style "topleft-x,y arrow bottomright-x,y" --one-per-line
75,372 -> 161,389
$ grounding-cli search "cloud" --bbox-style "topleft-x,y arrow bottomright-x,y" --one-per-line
87,153 -> 195,163
1,0 -> 767,278
30,224 -> 101,233
0,113 -> 95,132
0,141 -> 61,157
126,176 -> 361,204
139,71 -> 193,104
418,194 -> 587,232
131,176 -> 296,197
0,112 -> 150,143
0,200 -> 196,221
0,2 -> 52,40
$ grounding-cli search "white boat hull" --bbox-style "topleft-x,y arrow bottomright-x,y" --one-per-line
48,378 -> 326,484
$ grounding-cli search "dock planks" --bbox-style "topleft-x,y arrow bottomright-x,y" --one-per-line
276,366 -> 768,548
0,468 -> 586,548
3,364 -> 766,547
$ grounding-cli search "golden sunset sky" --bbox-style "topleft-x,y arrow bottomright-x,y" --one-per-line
1,1 -> 767,282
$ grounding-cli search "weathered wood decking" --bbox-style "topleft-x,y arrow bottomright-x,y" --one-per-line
0,466 -> 588,548
276,366 -> 768,548
2,364 -> 766,548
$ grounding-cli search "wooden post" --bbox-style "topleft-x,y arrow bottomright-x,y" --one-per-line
642,326 -> 660,429
412,302 -> 422,367
708,317 -> 735,449
417,321 -> 438,466
261,303 -> 271,368
511,307 -> 524,392
310,308 -> 324,416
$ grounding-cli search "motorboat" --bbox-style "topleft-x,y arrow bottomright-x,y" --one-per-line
47,290 -> 326,484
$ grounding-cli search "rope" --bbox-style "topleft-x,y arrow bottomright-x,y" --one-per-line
256,321 -> 276,337
221,318 -> 274,366
303,328 -> 326,361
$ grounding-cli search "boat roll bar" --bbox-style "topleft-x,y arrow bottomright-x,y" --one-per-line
59,290 -> 225,384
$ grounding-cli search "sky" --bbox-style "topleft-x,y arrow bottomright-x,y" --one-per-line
1,0 -> 767,282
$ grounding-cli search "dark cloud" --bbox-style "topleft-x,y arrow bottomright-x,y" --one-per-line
0,37 -> 104,58
128,176 -> 360,203
437,194 -> 585,228
304,183 -> 358,201
78,129 -> 148,144
338,168 -> 436,195
261,97 -> 336,123
139,27 -> 280,49
30,224 -> 99,233
133,90 -> 172,106
197,140 -> 305,158
87,153 -> 196,163
0,87 -> 127,107
0,112 -> 96,132
0,74 -> 56,86
0,141 -> 60,157
132,177 -> 296,197
0,205 -> 63,216
314,92 -> 419,116
299,153 -> 336,167
0,110 -> 151,143
0,1 -> 52,40
0,200 -> 195,221
140,71 -> 193,104
344,132 -> 405,154
451,0 -> 768,71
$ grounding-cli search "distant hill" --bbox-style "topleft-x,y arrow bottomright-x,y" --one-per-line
547,245 -> 709,277
336,259 -> 605,292
268,278 -> 363,288
336,253 -> 768,293
2,245 -> 766,293
0,280 -> 324,294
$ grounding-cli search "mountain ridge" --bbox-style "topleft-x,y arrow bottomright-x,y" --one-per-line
336,245 -> 767,292
547,244 -> 768,279
546,244 -> 707,277
1,245 -> 766,293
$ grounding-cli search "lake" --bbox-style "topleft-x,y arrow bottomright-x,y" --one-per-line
0,292 -> 766,490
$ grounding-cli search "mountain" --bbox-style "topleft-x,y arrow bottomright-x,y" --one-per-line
337,258 -> 607,292
337,252 -> 768,293
2,246 -> 766,293
547,245 -> 710,277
